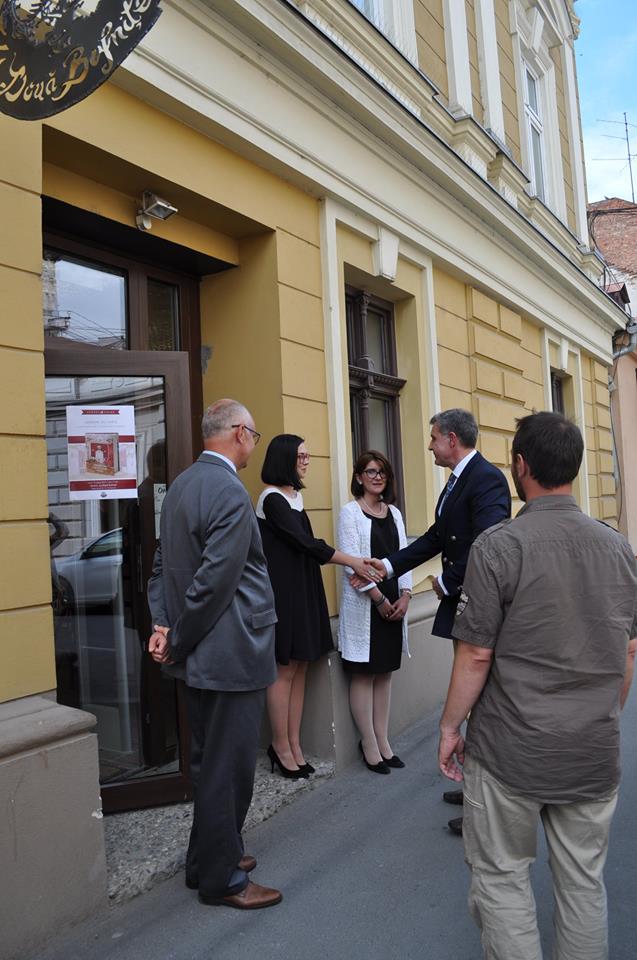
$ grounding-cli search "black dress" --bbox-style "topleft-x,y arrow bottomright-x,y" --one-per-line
342,510 -> 402,675
258,490 -> 334,665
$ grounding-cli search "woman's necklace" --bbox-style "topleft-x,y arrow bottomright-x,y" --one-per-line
360,497 -> 385,517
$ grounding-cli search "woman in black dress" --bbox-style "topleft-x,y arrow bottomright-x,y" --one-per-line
257,434 -> 379,778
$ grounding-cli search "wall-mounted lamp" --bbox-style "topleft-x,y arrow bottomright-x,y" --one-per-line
136,191 -> 178,231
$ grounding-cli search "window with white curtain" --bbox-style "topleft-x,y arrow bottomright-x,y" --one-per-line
349,0 -> 418,64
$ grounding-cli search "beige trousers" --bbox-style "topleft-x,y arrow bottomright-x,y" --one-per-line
462,756 -> 618,960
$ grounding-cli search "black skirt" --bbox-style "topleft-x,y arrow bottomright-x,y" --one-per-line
342,510 -> 403,675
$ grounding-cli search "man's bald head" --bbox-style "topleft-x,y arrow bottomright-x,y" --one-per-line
201,399 -> 258,470
202,399 -> 251,439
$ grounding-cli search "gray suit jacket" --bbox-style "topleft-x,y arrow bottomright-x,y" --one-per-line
147,453 -> 277,691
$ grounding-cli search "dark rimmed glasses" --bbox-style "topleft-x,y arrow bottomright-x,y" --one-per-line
362,468 -> 386,479
231,423 -> 261,445
297,453 -> 311,464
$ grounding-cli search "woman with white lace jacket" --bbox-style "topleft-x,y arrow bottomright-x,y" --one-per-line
337,450 -> 412,774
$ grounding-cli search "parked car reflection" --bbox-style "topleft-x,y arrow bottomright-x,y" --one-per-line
55,528 -> 123,607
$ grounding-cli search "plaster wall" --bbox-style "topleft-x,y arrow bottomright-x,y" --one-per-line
613,353 -> 637,550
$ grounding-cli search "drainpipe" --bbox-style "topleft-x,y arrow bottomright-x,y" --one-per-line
612,319 -> 637,360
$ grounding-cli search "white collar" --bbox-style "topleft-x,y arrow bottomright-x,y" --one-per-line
256,487 -> 304,518
202,450 -> 237,473
451,449 -> 477,479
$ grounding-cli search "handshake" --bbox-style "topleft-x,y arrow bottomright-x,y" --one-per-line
348,556 -> 387,588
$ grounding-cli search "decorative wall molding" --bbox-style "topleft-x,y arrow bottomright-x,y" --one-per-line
299,1 -> 421,117
442,0 -> 473,116
452,116 -> 498,179
488,151 -> 530,207
372,227 -> 400,280
474,0 -> 506,142
120,0 -> 621,359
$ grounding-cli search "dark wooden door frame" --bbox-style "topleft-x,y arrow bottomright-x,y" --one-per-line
44,232 -> 204,462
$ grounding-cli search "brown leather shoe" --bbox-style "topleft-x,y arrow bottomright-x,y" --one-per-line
199,880 -> 282,909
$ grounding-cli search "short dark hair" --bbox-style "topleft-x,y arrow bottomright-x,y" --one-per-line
261,434 -> 305,490
350,450 -> 396,504
430,408 -> 478,448
512,412 -> 583,488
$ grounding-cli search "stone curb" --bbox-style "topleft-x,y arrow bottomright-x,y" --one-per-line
104,755 -> 335,903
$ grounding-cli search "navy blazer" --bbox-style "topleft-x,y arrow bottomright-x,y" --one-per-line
387,451 -> 511,638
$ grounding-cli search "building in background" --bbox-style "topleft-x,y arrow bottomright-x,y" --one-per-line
0,1 -> 629,954
588,197 -> 637,551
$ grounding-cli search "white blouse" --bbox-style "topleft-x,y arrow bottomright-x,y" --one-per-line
336,500 -> 412,662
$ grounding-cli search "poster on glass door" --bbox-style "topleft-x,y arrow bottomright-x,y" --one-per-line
66,406 -> 138,500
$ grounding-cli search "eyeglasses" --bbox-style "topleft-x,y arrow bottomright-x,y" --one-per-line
362,469 -> 386,479
231,424 -> 261,445
297,453 -> 311,464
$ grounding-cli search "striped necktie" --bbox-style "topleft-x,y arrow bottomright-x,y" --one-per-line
439,473 -> 457,514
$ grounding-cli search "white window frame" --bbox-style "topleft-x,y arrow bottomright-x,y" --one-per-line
349,0 -> 418,64
523,61 -> 548,201
510,2 -> 568,222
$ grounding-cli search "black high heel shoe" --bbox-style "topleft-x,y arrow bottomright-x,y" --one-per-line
297,761 -> 315,775
267,745 -> 308,779
381,754 -> 405,769
358,740 -> 390,775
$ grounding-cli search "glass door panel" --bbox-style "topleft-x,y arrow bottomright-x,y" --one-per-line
47,375 -> 176,787
44,350 -> 192,813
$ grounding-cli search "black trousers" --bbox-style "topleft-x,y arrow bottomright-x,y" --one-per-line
183,685 -> 265,898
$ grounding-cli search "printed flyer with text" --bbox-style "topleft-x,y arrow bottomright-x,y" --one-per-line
66,406 -> 138,500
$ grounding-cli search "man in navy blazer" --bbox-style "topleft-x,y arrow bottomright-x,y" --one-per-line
372,408 -> 511,831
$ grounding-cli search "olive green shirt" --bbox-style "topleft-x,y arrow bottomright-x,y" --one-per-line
453,496 -> 637,803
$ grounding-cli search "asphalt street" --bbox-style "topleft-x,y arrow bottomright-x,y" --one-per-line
33,692 -> 637,960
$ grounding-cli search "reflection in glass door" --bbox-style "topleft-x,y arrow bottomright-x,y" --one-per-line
46,374 -> 180,798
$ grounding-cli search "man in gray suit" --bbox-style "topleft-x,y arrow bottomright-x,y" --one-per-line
148,399 -> 281,909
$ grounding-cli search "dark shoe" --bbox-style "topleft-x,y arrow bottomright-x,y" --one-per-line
382,754 -> 405,768
443,789 -> 464,805
199,880 -> 282,909
185,854 -> 257,889
297,761 -> 315,775
448,816 -> 463,836
358,740 -> 390,775
267,744 -> 308,779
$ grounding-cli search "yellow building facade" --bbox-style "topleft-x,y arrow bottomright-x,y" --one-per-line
0,1 -> 627,954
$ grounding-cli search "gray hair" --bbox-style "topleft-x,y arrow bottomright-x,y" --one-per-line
430,408 -> 478,448
202,399 -> 251,439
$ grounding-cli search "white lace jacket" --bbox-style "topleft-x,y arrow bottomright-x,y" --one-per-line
336,500 -> 412,662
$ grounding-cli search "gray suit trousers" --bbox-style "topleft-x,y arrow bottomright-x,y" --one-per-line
184,684 -> 265,898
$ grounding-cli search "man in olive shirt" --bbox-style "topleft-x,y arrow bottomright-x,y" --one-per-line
438,412 -> 637,960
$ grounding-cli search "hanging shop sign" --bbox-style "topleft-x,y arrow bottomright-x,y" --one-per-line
0,1 -> 162,120
66,404 -> 138,500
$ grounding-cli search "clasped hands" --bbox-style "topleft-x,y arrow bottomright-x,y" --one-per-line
148,624 -> 174,664
349,558 -> 409,621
